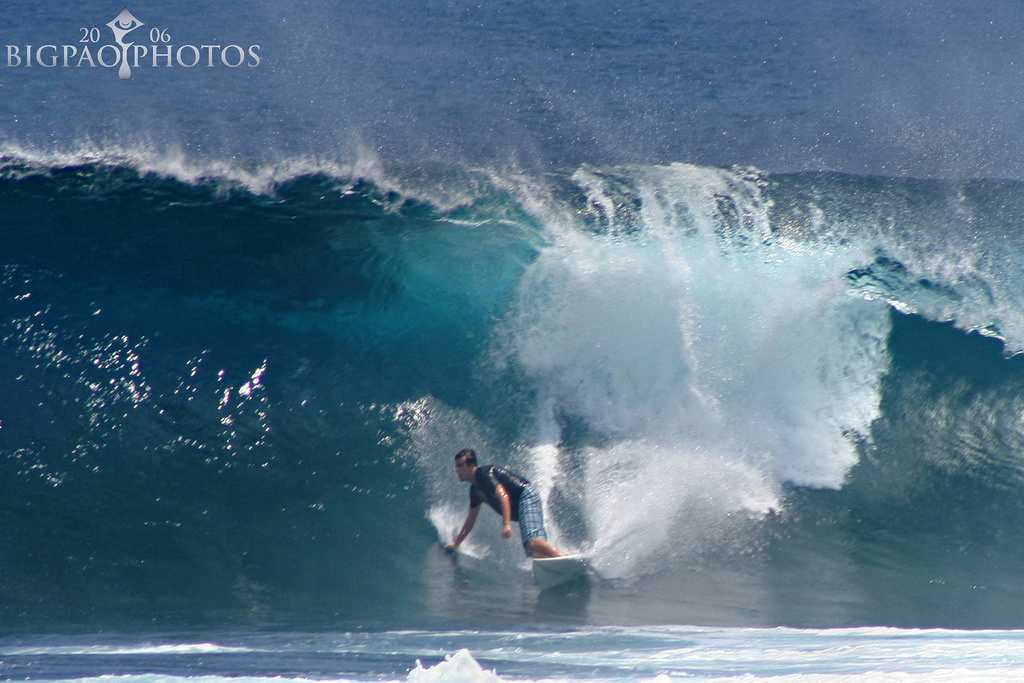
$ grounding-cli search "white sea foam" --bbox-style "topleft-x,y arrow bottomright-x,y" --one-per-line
22,677 -> 335,683
12,627 -> 1024,683
0,643 -> 256,655
492,163 -> 892,577
393,627 -> 1024,681
407,649 -> 503,683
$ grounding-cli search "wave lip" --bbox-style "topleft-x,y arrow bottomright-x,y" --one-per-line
0,141 -> 373,195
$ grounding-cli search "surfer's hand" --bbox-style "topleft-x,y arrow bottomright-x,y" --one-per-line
501,523 -> 513,539
444,543 -> 457,554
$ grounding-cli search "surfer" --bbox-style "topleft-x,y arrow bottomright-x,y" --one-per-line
446,448 -> 562,558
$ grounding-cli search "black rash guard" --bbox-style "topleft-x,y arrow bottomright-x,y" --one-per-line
469,465 -> 530,521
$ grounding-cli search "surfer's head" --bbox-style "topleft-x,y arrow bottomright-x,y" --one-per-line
454,448 -> 477,481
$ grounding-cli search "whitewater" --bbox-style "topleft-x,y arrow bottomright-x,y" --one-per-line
4,627 -> 1024,682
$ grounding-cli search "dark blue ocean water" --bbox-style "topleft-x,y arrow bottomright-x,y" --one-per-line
4,2 -> 1024,680
4,0 -> 1024,177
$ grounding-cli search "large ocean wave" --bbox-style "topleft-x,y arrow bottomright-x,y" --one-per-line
3,148 -> 1024,630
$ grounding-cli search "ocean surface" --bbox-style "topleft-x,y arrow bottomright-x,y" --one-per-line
4,1 -> 1024,680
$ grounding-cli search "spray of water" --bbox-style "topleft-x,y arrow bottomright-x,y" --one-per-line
494,164 -> 891,577
396,163 -> 893,579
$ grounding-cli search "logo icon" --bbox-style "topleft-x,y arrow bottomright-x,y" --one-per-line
106,8 -> 144,79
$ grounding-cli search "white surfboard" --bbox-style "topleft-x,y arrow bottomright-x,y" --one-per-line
532,554 -> 589,590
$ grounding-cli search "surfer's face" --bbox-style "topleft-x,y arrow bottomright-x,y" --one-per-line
454,458 -> 474,482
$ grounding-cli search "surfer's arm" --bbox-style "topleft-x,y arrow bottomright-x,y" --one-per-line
495,484 -> 513,538
449,504 -> 481,548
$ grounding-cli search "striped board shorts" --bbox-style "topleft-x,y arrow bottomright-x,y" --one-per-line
517,484 -> 548,551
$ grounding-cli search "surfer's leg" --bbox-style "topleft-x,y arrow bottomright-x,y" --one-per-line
526,538 -> 561,558
518,484 -> 561,557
